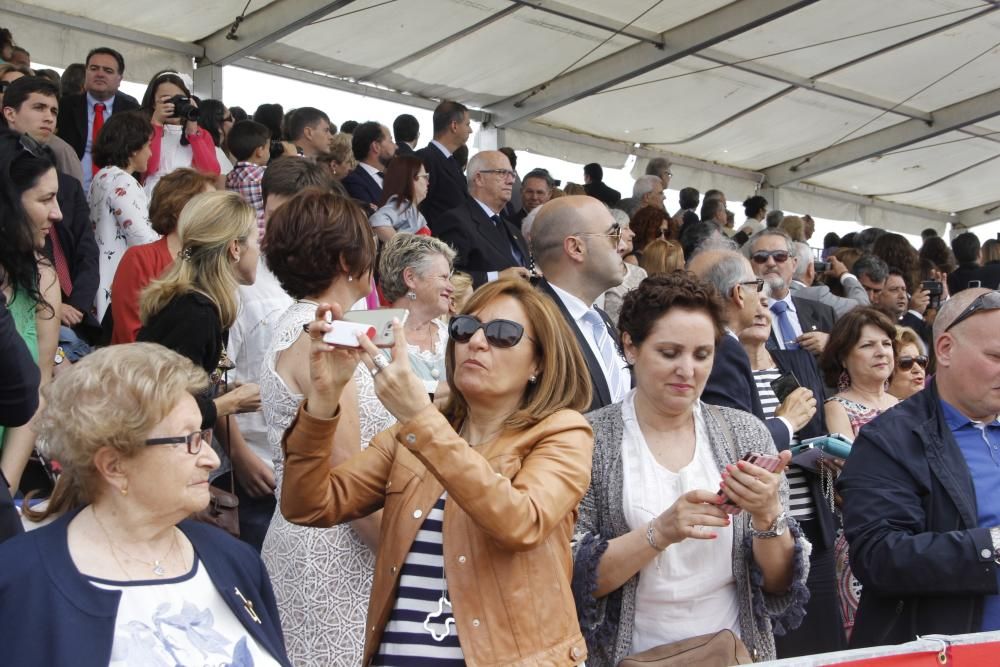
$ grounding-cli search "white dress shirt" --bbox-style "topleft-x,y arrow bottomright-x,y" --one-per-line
768,292 -> 803,350
359,161 -> 384,188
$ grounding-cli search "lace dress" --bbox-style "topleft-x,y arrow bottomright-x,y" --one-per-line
259,300 -> 395,666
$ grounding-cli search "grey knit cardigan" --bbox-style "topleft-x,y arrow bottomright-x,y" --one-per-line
571,401 -> 811,666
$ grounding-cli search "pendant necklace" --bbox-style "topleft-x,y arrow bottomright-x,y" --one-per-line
92,506 -> 178,578
420,495 -> 455,642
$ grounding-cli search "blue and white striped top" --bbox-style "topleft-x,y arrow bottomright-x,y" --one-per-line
373,495 -> 465,665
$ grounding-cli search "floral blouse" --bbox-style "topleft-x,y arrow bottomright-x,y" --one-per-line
89,166 -> 159,322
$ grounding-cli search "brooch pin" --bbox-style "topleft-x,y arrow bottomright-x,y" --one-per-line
234,587 -> 261,624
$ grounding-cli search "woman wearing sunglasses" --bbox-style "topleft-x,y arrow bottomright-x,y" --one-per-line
1,344 -> 290,666
887,326 -> 928,401
282,278 -> 594,665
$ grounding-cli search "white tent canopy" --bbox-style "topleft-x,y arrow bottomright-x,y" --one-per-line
6,0 -> 1000,234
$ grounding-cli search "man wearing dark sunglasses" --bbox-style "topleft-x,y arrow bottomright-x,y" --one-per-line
749,229 -> 835,355
839,288 -> 1000,647
531,196 -> 630,412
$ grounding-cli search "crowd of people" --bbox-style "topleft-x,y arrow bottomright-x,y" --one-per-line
3,30 -> 1000,667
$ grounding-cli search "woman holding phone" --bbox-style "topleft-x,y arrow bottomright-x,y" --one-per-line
573,273 -> 809,666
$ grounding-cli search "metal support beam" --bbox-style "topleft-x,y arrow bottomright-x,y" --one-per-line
763,87 -> 1000,187
956,199 -> 1000,228
193,65 -> 224,100
783,182 -> 955,223
506,0 -> 663,46
364,5 -> 523,82
0,0 -> 202,57
198,0 -> 358,67
487,0 -> 820,127
234,58 -> 487,121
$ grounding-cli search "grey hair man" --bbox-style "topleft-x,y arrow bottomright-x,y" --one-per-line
853,254 -> 889,304
632,174 -> 665,211
645,156 -> 672,190
532,196 -> 630,411
748,229 -> 835,354
788,241 -> 869,318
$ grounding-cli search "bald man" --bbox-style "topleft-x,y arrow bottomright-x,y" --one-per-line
531,196 -> 630,411
839,288 -> 1000,647
434,150 -> 531,288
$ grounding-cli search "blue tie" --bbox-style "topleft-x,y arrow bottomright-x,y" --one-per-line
770,300 -> 799,350
492,215 -> 524,266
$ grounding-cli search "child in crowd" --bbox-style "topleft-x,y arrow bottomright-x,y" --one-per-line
225,120 -> 271,238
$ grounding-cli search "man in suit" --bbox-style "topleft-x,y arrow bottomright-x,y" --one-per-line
341,120 -> 395,213
949,232 -> 1000,293
510,168 -> 553,228
393,113 -> 419,156
531,196 -> 630,412
789,241 -> 869,318
418,100 -> 472,230
690,250 -> 816,450
435,150 -> 530,288
56,47 -> 139,191
4,76 -> 99,332
749,228 -> 835,355
880,268 -> 933,349
582,162 -> 621,207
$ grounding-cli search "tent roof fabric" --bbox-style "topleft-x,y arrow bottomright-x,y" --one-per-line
6,0 -> 1000,232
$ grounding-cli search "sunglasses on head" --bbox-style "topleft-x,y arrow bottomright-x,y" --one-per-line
945,291 -> 1000,332
449,315 -> 530,348
898,355 -> 928,370
751,250 -> 790,264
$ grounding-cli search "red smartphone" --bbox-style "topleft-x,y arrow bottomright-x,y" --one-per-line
717,452 -> 783,514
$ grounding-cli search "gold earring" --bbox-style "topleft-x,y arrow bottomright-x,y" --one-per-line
120,481 -> 128,496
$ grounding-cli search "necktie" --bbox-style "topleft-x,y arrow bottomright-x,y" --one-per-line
584,309 -> 625,401
48,226 -> 73,297
91,103 -> 106,176
770,300 -> 799,350
491,214 -> 524,266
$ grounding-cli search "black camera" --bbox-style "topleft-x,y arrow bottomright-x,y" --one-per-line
813,260 -> 830,273
921,280 -> 943,310
167,95 -> 199,121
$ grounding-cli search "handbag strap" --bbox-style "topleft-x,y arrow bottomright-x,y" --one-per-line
221,369 -> 236,496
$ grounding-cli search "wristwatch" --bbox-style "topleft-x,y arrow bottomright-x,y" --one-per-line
750,511 -> 788,539
989,526 -> 1000,562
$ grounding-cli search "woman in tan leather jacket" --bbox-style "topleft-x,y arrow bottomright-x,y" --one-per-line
281,278 -> 595,666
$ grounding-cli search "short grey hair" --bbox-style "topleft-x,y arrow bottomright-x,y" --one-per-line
765,210 -> 784,228
792,241 -> 812,281
465,151 -> 499,186
633,175 -> 662,198
749,227 -> 794,253
853,254 -> 888,283
701,252 -> 752,300
378,233 -> 456,302
609,207 -> 630,229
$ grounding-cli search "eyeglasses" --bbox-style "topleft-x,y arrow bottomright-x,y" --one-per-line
751,250 -> 790,264
577,223 -> 623,245
898,355 -> 929,370
739,278 -> 765,293
145,428 -> 213,455
945,291 -> 1000,332
480,168 -> 516,180
449,315 -> 532,348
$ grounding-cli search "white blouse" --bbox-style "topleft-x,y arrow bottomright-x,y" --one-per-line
144,125 -> 191,198
88,166 -> 159,321
620,391 -> 740,654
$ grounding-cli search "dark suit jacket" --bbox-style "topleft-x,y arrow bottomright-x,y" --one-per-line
395,142 -> 415,156
435,196 -> 529,288
948,262 -> 1000,294
899,311 -> 932,351
583,181 -> 621,206
702,334 -> 791,450
766,295 -> 836,350
341,165 -> 382,213
538,279 -> 621,413
417,142 -> 468,231
56,91 -> 140,158
44,172 -> 99,323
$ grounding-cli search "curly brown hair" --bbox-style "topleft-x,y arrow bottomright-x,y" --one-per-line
873,233 -> 920,290
619,271 -> 726,348
631,205 -> 671,251
819,306 -> 898,387
263,189 -> 376,299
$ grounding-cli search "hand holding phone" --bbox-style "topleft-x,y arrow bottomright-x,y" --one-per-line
717,452 -> 784,514
343,308 -> 409,348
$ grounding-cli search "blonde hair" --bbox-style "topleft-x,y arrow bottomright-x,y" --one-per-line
895,325 -> 926,356
140,191 -> 255,329
640,239 -> 684,275
779,215 -> 806,242
25,343 -> 208,521
449,271 -> 473,315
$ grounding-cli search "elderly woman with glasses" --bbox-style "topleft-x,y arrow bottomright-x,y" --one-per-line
281,278 -> 594,665
0,344 -> 290,666
888,326 -> 929,402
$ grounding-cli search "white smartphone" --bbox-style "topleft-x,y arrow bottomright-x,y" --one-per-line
322,320 -> 376,348
343,308 -> 409,348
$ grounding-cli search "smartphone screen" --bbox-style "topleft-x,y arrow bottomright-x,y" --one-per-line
769,372 -> 801,404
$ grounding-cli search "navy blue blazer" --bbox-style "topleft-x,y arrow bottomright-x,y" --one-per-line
341,164 -> 382,214
0,509 -> 291,666
703,333 -> 791,451
417,142 -> 468,230
838,380 -> 999,648
435,195 -> 530,288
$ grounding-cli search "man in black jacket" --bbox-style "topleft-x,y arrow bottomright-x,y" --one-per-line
56,47 -> 139,191
839,288 -> 1000,646
418,100 -> 472,230
582,162 -> 620,207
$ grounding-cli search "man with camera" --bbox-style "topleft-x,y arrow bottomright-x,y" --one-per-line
56,47 -> 139,192
788,241 -> 869,318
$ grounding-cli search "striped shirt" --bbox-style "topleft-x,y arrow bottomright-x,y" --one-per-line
374,495 -> 465,665
753,368 -> 816,520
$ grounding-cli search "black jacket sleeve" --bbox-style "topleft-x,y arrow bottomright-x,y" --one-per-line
57,173 -> 100,315
0,296 -> 40,428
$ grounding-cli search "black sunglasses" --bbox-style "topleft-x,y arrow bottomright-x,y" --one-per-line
945,291 -> 1000,332
145,428 -> 213,455
898,355 -> 928,370
449,315 -> 532,348
751,250 -> 790,264
739,278 -> 765,293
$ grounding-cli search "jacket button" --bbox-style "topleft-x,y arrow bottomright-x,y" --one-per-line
405,433 -> 416,444
385,480 -> 392,489
413,509 -> 423,519
458,555 -> 467,564
472,618 -> 480,627
982,548 -> 993,559
391,566 -> 397,574
571,646 -> 582,659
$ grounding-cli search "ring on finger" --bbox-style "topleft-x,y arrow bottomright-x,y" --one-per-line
373,355 -> 390,370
